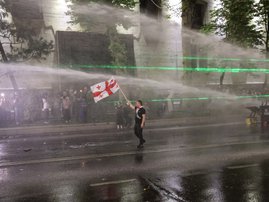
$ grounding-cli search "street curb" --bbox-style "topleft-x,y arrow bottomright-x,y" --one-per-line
0,116 -> 245,136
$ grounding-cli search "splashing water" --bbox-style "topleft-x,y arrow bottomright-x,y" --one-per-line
0,63 -> 261,109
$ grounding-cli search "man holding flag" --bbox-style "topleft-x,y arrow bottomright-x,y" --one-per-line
127,100 -> 146,149
91,77 -> 146,148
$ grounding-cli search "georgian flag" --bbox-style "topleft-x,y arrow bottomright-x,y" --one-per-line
91,77 -> 120,103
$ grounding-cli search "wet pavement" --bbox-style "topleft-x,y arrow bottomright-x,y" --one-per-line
1,122 -> 269,201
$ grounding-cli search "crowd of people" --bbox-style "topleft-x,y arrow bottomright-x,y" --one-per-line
0,86 -> 113,127
2,84 -> 268,128
115,102 -> 132,129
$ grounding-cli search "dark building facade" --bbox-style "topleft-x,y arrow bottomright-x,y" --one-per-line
56,31 -> 136,75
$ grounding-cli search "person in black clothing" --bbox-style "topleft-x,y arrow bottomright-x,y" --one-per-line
127,100 -> 146,148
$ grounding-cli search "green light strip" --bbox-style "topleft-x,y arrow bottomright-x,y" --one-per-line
74,64 -> 269,73
183,56 -> 269,63
109,94 -> 269,104
149,94 -> 269,102
136,55 -> 269,63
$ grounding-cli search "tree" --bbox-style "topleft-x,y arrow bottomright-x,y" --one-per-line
68,0 -> 136,9
206,0 -> 263,47
66,0 -> 137,31
203,0 -> 266,85
107,27 -> 127,66
254,0 -> 269,85
255,0 -> 269,53
0,0 -> 53,63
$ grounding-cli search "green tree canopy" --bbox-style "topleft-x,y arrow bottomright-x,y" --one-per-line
66,0 -> 137,31
255,0 -> 269,52
0,0 -> 53,63
204,0 -> 263,48
201,0 -> 269,85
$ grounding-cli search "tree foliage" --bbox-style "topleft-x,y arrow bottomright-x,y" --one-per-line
66,0 -> 137,31
202,0 -> 269,85
107,26 -> 127,66
255,0 -> 269,52
203,0 -> 263,48
0,0 -> 53,63
68,0 -> 136,8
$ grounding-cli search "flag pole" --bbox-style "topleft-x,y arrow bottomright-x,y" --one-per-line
119,86 -> 129,102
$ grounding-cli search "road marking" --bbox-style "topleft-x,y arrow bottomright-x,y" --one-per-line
227,163 -> 259,170
1,140 -> 269,168
155,122 -> 244,131
90,179 -> 136,187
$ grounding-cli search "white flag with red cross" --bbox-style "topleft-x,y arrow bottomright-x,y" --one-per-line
90,77 -> 120,103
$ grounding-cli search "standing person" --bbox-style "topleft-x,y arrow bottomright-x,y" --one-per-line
42,93 -> 50,124
79,92 -> 88,123
127,100 -> 146,148
68,89 -> 75,120
62,92 -> 71,123
115,102 -> 124,129
13,93 -> 22,126
73,90 -> 80,122
0,93 -> 7,125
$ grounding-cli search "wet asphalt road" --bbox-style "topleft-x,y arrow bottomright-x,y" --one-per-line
1,122 -> 269,201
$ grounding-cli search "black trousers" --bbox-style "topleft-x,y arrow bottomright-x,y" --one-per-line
134,123 -> 144,144
63,109 -> 71,121
43,109 -> 49,122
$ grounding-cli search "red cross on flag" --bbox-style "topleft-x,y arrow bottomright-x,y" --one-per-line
91,77 -> 120,103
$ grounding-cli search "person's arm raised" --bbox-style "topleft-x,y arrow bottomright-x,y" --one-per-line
127,101 -> 135,110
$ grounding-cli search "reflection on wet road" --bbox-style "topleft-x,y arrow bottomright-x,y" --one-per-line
3,161 -> 269,202
1,123 -> 269,201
